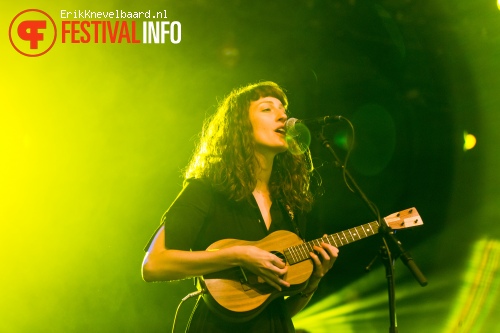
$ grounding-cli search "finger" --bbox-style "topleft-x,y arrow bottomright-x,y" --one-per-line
320,244 -> 339,260
313,251 -> 331,273
320,235 -> 339,253
313,245 -> 331,261
263,260 -> 289,283
312,245 -> 337,273
262,276 -> 282,291
260,272 -> 290,290
278,277 -> 290,288
309,251 -> 323,268
272,255 -> 286,269
318,244 -> 338,266
268,265 -> 289,278
318,238 -> 339,255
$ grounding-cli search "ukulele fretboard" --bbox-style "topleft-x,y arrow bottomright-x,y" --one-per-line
284,221 -> 379,265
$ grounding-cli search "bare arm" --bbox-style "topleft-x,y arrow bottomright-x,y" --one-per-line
142,226 -> 291,291
285,238 -> 339,317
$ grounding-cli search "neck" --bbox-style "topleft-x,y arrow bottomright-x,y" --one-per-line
254,151 -> 275,193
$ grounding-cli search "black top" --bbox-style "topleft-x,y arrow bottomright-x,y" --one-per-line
145,179 -> 306,332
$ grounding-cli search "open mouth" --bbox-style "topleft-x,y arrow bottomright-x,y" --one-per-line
275,128 -> 286,135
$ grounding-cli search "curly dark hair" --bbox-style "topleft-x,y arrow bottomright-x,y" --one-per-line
184,81 -> 314,212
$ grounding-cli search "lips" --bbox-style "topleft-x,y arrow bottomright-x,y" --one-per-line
275,127 -> 286,135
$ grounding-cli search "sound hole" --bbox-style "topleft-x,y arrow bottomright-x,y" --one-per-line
271,251 -> 287,264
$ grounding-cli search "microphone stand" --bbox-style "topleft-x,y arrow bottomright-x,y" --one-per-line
315,129 -> 427,333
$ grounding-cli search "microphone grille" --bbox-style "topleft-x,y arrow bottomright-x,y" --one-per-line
285,118 -> 298,130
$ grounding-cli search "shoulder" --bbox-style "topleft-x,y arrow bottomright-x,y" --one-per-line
172,178 -> 216,200
183,178 -> 213,193
163,178 -> 214,210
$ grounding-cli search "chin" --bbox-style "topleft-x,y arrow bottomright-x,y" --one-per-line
275,145 -> 289,154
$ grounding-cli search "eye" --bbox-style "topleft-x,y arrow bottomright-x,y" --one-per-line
262,108 -> 271,112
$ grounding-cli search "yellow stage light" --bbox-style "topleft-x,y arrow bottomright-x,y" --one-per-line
463,131 -> 477,151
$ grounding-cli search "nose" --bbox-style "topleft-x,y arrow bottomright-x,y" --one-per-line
277,108 -> 287,122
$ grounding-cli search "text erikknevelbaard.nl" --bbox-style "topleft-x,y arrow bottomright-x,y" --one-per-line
60,9 -> 181,44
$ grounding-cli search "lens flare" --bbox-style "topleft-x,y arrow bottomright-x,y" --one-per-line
286,122 -> 311,155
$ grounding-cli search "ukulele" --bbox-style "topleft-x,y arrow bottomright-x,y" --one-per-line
198,207 -> 423,322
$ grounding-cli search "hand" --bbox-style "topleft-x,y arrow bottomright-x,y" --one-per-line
307,235 -> 339,288
236,245 -> 290,291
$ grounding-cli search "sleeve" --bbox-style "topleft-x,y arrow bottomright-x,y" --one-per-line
143,179 -> 214,252
162,179 -> 214,251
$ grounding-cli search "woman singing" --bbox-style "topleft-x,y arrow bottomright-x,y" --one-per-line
142,81 -> 338,332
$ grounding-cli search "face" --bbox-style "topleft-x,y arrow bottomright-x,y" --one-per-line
248,96 -> 288,156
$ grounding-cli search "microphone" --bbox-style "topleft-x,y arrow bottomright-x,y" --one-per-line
285,116 -> 342,131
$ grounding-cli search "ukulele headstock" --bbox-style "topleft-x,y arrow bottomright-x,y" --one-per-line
384,207 -> 423,230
